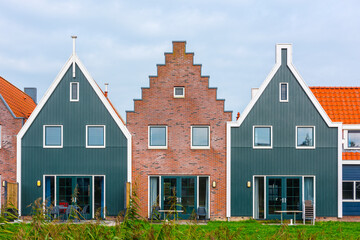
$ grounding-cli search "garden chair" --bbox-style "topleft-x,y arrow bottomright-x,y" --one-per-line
197,207 -> 207,220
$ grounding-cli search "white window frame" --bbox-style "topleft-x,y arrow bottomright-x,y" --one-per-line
148,125 -> 168,149
296,126 -> 316,149
344,129 -> 360,150
191,126 -> 210,149
253,126 -> 273,149
86,125 -> 106,148
174,87 -> 185,98
279,82 -> 288,102
70,82 -> 79,102
342,181 -> 360,202
43,125 -> 63,148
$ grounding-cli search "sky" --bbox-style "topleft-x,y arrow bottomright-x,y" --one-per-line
1,0 -> 359,121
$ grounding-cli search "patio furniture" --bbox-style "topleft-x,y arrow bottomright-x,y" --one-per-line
50,205 -> 60,220
275,210 -> 303,225
59,201 -> 69,214
303,200 -> 315,225
80,205 -> 89,219
66,205 -> 80,221
197,207 -> 207,220
158,209 -> 184,220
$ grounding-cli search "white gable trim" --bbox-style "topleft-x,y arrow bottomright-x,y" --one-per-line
226,44 -> 343,218
16,54 -> 132,216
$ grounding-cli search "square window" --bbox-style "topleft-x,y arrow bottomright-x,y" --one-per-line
44,125 -> 63,148
70,82 -> 79,101
253,126 -> 272,148
191,126 -> 210,149
343,182 -> 354,200
296,127 -> 315,148
279,83 -> 288,102
86,125 -> 105,148
174,87 -> 185,98
149,126 -> 167,148
348,130 -> 360,149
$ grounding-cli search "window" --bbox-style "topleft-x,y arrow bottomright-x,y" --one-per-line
148,126 -> 167,149
296,126 -> 315,149
253,126 -> 272,149
43,125 -> 63,148
343,181 -> 360,201
86,125 -> 105,148
174,87 -> 185,98
191,126 -> 210,149
279,83 -> 288,102
347,130 -> 360,149
70,82 -> 79,101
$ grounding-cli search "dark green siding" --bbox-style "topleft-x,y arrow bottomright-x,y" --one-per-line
231,49 -> 338,217
21,64 -> 128,216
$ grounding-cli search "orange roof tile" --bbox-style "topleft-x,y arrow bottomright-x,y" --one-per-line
0,76 -> 36,119
310,87 -> 360,124
343,152 -> 360,160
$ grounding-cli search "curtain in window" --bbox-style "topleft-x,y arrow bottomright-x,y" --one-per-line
304,177 -> 314,202
150,177 -> 159,209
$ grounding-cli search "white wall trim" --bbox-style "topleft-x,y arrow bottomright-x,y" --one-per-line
85,125 -> 106,148
17,53 -> 132,216
343,125 -> 360,130
338,124 -> 343,217
343,161 -> 360,164
43,125 -> 63,148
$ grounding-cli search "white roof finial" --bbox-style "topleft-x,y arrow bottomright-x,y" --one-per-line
71,36 -> 77,55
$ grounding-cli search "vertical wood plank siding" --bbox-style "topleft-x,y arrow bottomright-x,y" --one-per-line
231,49 -> 338,217
21,65 -> 127,216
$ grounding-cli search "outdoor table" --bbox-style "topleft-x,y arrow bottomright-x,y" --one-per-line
158,209 -> 184,219
274,210 -> 303,225
57,205 -> 68,220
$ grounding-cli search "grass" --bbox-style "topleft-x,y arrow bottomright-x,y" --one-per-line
2,220 -> 360,239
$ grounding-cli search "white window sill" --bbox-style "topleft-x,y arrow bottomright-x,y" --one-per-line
253,146 -> 272,149
191,146 -> 210,150
148,146 -> 168,149
43,146 -> 63,149
296,146 -> 315,149
86,146 -> 106,149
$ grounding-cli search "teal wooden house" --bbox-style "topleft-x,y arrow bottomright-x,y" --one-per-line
17,39 -> 131,218
227,44 -> 342,220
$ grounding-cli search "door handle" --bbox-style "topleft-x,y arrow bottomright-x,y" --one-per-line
282,198 -> 286,203
177,197 -> 181,203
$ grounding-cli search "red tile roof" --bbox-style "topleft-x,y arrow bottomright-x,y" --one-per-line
310,87 -> 360,124
0,76 -> 36,119
343,152 -> 360,160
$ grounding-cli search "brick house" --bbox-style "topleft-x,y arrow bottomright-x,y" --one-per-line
127,41 -> 232,220
0,76 -> 36,207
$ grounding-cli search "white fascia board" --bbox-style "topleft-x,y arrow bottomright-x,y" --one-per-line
343,125 -> 360,130
16,53 -> 132,216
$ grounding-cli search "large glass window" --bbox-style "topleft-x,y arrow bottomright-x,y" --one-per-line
70,82 -> 79,101
280,83 -> 288,102
44,125 -> 62,147
86,126 -> 105,148
343,181 -> 360,200
174,87 -> 185,98
253,126 -> 272,148
297,127 -> 314,148
191,126 -> 210,148
149,126 -> 167,148
348,130 -> 360,148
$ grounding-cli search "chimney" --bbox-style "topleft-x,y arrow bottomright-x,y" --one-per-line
24,88 -> 37,104
251,88 -> 259,99
236,112 -> 240,120
104,83 -> 109,98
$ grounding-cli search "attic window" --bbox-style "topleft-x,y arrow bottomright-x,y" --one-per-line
174,87 -> 185,98
70,82 -> 79,102
279,83 -> 288,102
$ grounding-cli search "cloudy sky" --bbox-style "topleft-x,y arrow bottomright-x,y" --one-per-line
1,0 -> 359,120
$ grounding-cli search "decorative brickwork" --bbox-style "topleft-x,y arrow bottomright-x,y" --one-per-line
127,42 -> 232,220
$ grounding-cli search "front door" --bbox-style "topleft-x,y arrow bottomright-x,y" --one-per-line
57,176 -> 92,219
267,177 -> 301,219
162,176 -> 197,219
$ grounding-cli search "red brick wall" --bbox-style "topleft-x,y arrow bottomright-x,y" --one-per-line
0,99 -> 23,206
127,42 -> 232,220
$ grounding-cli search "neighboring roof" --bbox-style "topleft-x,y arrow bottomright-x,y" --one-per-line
343,152 -> 360,160
310,87 -> 360,124
0,76 -> 36,119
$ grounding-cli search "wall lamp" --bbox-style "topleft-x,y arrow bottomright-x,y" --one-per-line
37,180 -> 41,187
212,181 -> 216,188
